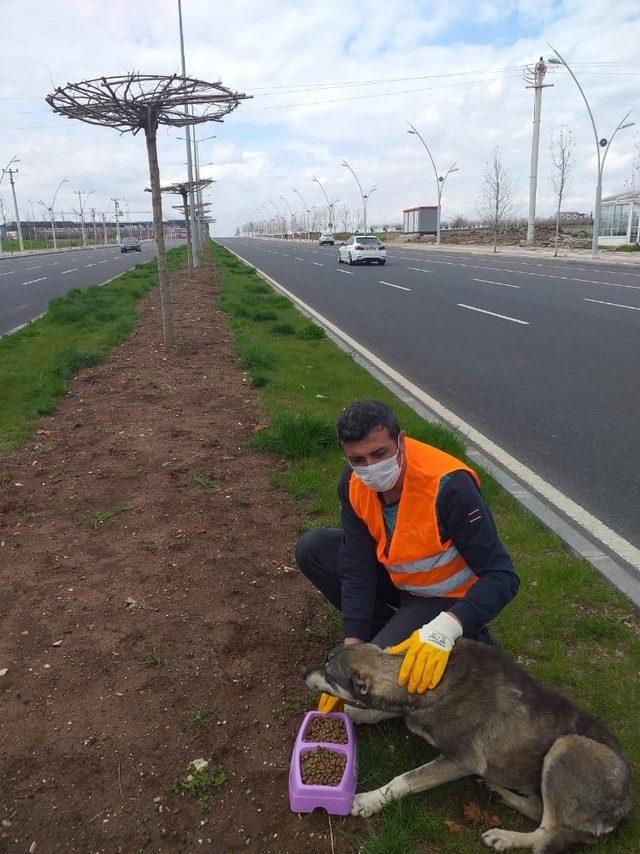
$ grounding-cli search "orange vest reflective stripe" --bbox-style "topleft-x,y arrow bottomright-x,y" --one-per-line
348,437 -> 480,599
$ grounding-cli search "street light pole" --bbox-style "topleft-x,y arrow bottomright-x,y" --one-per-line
524,58 -> 554,244
341,160 -> 376,235
280,195 -> 295,237
112,197 -> 122,244
177,0 -> 199,267
292,188 -> 310,239
406,124 -> 458,246
312,176 -> 339,231
548,45 -> 635,261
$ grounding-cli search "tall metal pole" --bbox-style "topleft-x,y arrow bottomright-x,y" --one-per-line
74,190 -> 88,246
177,0 -> 199,267
406,124 -> 458,246
5,169 -> 24,251
548,45 -> 634,260
101,212 -> 108,245
280,195 -> 296,237
342,160 -> 376,235
292,188 -> 310,239
312,176 -> 337,230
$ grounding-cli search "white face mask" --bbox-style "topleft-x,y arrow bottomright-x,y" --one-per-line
352,445 -> 402,492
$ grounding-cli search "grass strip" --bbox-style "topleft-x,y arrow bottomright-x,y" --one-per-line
211,240 -> 639,853
0,245 -> 187,455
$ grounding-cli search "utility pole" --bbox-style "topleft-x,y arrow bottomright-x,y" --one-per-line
3,168 -> 24,251
74,189 -> 92,246
90,206 -> 98,241
101,212 -> 108,245
177,0 -> 199,267
112,198 -> 122,244
524,57 -> 553,244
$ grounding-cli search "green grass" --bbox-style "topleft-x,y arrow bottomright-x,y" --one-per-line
83,506 -> 132,531
615,243 -> 640,252
0,248 -> 186,456
191,474 -> 219,490
210,239 -> 640,853
142,643 -> 166,668
184,704 -> 216,731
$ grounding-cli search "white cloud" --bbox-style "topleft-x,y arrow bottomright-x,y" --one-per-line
0,0 -> 638,236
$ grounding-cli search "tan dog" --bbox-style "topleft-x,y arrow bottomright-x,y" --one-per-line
303,641 -> 633,853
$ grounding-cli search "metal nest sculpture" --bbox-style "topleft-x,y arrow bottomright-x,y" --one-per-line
47,73 -> 249,346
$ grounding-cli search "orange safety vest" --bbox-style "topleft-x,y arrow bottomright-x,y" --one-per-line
348,437 -> 480,599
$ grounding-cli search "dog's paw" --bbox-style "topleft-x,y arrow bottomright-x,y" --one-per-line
351,790 -> 387,818
482,829 -> 517,851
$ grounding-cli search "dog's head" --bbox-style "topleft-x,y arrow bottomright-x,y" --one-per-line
302,643 -> 412,713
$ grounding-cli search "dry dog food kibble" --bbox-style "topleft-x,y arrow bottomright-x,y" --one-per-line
303,716 -> 348,744
300,747 -> 347,787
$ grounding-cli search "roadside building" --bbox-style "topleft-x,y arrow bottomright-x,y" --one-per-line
598,190 -> 640,247
402,205 -> 438,235
559,211 -> 588,220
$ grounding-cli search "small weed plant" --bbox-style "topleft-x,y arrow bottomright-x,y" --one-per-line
84,506 -> 132,530
142,643 -> 166,668
170,761 -> 226,813
184,704 -> 216,731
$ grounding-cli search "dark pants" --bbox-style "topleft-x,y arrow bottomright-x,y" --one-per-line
295,527 -> 496,649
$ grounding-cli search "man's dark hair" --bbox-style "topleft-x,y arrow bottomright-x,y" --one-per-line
336,400 -> 400,444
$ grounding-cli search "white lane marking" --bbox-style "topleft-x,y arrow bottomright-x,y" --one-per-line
85,263 -> 96,267
21,276 -> 47,285
98,259 -> 108,263
50,262 -> 58,265
0,270 -> 15,277
380,280 -> 411,291
458,304 -> 529,324
471,277 -> 521,289
337,269 -> 355,275
25,265 -> 42,270
311,261 -> 324,267
407,267 -> 433,273
223,245 -> 640,575
585,298 -> 640,312
424,257 -> 640,291
62,268 -> 78,274
294,257 -> 304,261
280,253 -> 290,257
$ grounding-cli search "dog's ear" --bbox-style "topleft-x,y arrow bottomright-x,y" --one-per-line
351,668 -> 371,697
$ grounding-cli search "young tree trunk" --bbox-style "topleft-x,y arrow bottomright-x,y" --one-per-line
181,190 -> 193,277
554,208 -> 561,257
145,125 -> 174,349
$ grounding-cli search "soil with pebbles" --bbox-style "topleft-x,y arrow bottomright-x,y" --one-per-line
0,254 -> 345,852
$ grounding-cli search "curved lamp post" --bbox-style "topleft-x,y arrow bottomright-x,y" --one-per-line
39,176 -> 69,249
406,123 -> 458,246
280,195 -> 296,238
292,188 -> 310,239
548,45 -> 634,260
341,160 -> 376,234
312,175 -> 339,232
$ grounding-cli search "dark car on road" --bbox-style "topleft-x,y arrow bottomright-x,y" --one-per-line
120,238 -> 141,253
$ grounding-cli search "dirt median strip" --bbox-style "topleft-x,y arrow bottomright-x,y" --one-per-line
0,245 -> 333,852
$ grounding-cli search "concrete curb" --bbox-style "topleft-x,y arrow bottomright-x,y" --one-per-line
221,242 -> 640,609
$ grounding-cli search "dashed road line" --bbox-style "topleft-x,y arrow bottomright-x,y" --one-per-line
337,269 -> 355,275
25,265 -> 42,270
21,276 -> 47,286
471,277 -> 521,289
380,280 -> 411,291
407,267 -> 433,273
0,270 -> 15,277
294,257 -> 304,261
85,263 -> 96,267
311,261 -> 324,267
62,268 -> 78,274
584,298 -> 640,312
458,304 -> 529,324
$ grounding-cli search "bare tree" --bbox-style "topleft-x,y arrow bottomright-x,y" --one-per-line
477,147 -> 517,252
450,213 -> 469,229
549,127 -> 575,257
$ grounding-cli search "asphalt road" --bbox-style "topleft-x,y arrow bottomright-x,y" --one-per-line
219,236 -> 640,555
0,239 -> 184,336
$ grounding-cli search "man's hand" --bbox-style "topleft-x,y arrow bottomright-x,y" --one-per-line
318,693 -> 344,714
388,612 -> 462,693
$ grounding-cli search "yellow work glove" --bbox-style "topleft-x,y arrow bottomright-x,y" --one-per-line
388,612 -> 463,694
317,693 -> 344,714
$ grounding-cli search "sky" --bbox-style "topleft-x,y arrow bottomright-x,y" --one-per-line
1,0 -> 639,237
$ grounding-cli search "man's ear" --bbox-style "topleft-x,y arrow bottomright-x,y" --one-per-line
351,669 -> 371,696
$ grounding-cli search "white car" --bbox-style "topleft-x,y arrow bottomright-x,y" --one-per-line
318,231 -> 335,246
337,235 -> 386,266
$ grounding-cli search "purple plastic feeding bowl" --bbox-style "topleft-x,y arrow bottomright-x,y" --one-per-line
289,711 -> 357,815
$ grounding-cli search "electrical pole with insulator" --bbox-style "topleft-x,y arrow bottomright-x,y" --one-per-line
525,57 -> 553,244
